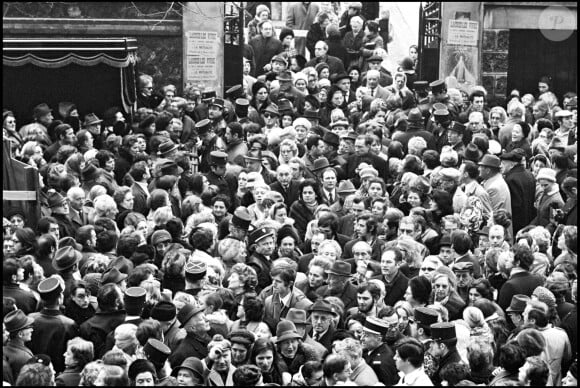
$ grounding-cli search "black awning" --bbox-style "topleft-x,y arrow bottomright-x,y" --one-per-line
3,38 -> 138,68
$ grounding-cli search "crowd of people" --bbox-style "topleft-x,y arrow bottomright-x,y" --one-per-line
2,2 -> 578,386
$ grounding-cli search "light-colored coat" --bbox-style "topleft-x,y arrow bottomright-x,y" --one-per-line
483,172 -> 512,219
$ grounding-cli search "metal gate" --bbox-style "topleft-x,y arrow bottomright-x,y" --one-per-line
418,2 -> 441,82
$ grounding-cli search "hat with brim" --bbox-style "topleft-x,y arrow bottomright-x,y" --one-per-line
244,150 -> 263,162
285,308 -> 308,325
506,294 -> 530,313
195,118 -> 212,135
101,267 -> 128,285
311,157 -> 330,172
171,357 -> 205,380
555,110 -> 573,118
414,307 -> 439,327
303,109 -> 320,120
323,131 -> 340,148
275,320 -> 302,343
143,338 -> 171,366
340,131 -> 358,141
367,55 -> 383,63
264,104 -> 280,117
58,236 -> 83,252
157,139 -> 179,156
478,154 -> 501,169
276,71 -> 293,82
225,84 -> 243,100
337,180 -> 356,194
325,261 -> 352,277
155,159 -> 184,177
308,300 -> 335,314
464,143 -> 482,162
210,98 -> 225,110
249,227 -> 275,245
177,303 -> 205,328
52,246 -> 82,271
413,81 -> 429,92
4,309 -> 34,333
430,322 -> 456,341
363,316 -> 388,335
83,113 -> 103,126
210,151 -> 228,166
331,72 -> 351,84
229,329 -> 256,345
448,121 -> 466,135
201,90 -> 217,101
232,207 -> 252,230
331,119 -> 349,128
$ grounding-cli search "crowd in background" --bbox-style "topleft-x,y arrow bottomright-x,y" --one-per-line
2,2 -> 578,386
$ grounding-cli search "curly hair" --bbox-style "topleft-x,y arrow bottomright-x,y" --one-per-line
243,297 -> 264,323
230,263 -> 259,292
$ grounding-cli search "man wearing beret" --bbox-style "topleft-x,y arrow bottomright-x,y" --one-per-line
28,277 -> 78,374
501,148 -> 537,235
428,322 -> 463,385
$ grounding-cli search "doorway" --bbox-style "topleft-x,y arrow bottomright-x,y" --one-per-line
507,29 -> 577,101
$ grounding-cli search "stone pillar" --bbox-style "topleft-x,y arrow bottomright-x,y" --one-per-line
182,2 -> 224,93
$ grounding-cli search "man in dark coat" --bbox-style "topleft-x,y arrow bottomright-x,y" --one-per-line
79,283 -> 126,359
3,260 -> 38,315
269,165 -> 300,209
247,228 -> 276,294
306,13 -> 330,58
371,246 -> 409,308
168,304 -> 215,368
344,134 -> 389,188
392,108 -> 436,153
315,262 -> 358,311
29,277 -> 79,374
307,301 -> 338,354
361,316 -> 398,386
129,161 -> 151,217
497,245 -> 545,312
304,41 -> 346,76
248,20 -> 284,76
3,309 -> 35,378
501,149 -> 537,236
429,322 -> 464,386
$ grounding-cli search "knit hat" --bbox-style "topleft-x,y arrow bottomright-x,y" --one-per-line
293,117 -> 312,131
114,323 -> 138,350
255,4 -> 270,16
128,359 -> 157,382
536,168 -> 557,183
532,286 -> 557,309
151,230 -> 172,246
279,27 -> 294,42
151,301 -> 177,322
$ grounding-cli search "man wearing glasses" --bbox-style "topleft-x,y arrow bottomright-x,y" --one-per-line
308,300 -> 336,353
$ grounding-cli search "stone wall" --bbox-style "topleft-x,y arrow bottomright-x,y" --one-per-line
482,29 -> 509,105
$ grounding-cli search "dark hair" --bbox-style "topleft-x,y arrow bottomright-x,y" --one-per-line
451,230 -> 472,255
189,227 -> 214,252
306,135 -> 322,151
422,150 -> 440,170
129,161 -> 149,182
469,90 -> 486,102
117,233 -> 141,259
498,343 -> 526,372
463,160 -> 479,179
15,362 -> 55,386
37,233 -> 57,258
76,225 -> 95,249
96,230 -> 118,253
205,294 -> 224,311
211,194 -> 231,209
382,246 -> 404,263
13,227 -> 38,257
270,266 -> 296,286
513,245 -> 534,271
396,339 -> 424,368
228,122 -> 244,139
250,337 -> 279,368
366,20 -> 379,34
469,278 -> 494,300
552,153 -> 569,170
243,297 -> 264,322
523,356 -> 550,386
527,307 -> 548,327
357,282 -> 381,300
302,360 -> 323,380
37,216 -> 58,235
431,190 -> 454,217
95,150 -> 115,168
409,276 -> 432,305
102,349 -> 128,369
233,364 -> 262,386
97,283 -> 122,311
388,141 -> 405,159
440,363 -> 471,386
3,259 -> 21,283
127,265 -> 155,288
299,179 -> 319,201
136,319 -> 163,346
515,120 -> 531,138
323,354 -> 348,379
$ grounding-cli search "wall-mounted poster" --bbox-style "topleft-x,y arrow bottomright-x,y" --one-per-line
448,19 -> 479,46
443,46 -> 478,93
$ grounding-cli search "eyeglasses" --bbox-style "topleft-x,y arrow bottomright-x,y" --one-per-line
421,266 -> 436,271
144,87 -> 153,90
263,113 -> 276,119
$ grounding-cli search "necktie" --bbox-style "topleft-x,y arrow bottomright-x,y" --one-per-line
329,192 -> 334,203
313,332 -> 319,342
371,88 -> 375,97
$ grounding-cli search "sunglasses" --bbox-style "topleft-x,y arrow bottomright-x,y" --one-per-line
263,113 -> 277,118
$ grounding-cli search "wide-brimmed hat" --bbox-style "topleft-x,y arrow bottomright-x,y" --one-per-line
155,159 -> 184,177
157,139 -> 178,156
312,157 -> 330,172
4,309 -> 34,333
506,294 -> 530,313
101,267 -> 128,285
303,109 -> 320,120
340,131 -> 358,141
276,70 -> 293,82
308,300 -> 335,314
478,154 -> 501,169
555,110 -> 573,118
278,99 -> 294,115
177,303 -> 205,328
171,357 -> 205,380
58,237 -> 83,251
33,103 -> 52,119
337,180 -> 356,194
46,189 -> 67,208
83,113 -> 103,127
323,131 -> 340,148
52,246 -> 82,271
285,308 -> 308,325
275,320 -> 302,343
325,261 -> 352,277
